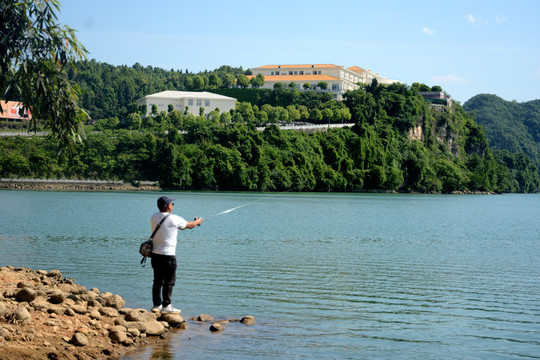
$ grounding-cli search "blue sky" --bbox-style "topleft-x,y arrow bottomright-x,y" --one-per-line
58,0 -> 540,104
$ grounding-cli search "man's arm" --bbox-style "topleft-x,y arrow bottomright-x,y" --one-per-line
181,216 -> 204,230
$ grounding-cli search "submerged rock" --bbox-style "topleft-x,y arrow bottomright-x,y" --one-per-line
240,316 -> 256,326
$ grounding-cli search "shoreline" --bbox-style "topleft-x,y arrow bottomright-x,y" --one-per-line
0,266 -> 257,360
0,266 -> 181,360
0,179 -> 161,192
0,179 -> 497,194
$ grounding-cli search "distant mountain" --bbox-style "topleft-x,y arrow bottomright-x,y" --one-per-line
463,94 -> 540,169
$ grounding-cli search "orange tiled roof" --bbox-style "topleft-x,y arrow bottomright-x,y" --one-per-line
247,74 -> 339,81
348,66 -> 366,74
253,64 -> 341,69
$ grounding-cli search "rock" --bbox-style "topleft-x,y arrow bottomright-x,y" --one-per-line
198,314 -> 214,322
126,321 -> 148,333
123,338 -> 133,346
71,333 -> 88,346
48,289 -> 66,304
240,316 -> 256,326
89,309 -> 102,320
37,270 -> 48,276
109,329 -> 127,343
99,307 -> 119,317
47,270 -> 62,278
0,302 -> 6,315
65,308 -> 75,316
105,294 -> 125,309
159,313 -> 184,327
114,317 -> 129,328
125,310 -> 156,322
14,307 -> 31,324
144,320 -> 165,336
128,328 -> 140,337
48,304 -> 66,315
71,304 -> 88,314
16,281 -> 30,288
15,288 -> 38,302
30,298 -> 50,312
209,323 -> 224,332
89,287 -> 100,294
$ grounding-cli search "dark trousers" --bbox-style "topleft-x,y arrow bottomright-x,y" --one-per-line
151,254 -> 177,307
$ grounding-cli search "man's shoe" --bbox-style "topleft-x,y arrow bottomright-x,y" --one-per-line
160,305 -> 181,314
151,305 -> 162,313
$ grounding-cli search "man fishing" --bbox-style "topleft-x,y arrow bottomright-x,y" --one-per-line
150,196 -> 204,313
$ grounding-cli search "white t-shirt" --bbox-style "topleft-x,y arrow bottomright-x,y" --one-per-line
150,212 -> 188,256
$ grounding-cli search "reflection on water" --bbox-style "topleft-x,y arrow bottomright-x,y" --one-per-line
1,191 -> 539,359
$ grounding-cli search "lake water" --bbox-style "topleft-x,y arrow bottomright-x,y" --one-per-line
1,190 -> 539,359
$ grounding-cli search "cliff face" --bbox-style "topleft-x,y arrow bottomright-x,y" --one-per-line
407,105 -> 464,159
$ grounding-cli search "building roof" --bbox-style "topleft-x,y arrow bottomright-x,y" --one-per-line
253,64 -> 342,69
138,91 -> 236,102
347,66 -> 366,74
247,74 -> 339,82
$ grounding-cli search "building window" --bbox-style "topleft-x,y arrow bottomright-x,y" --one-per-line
205,100 -> 210,107
188,99 -> 193,106
275,71 -> 280,75
294,71 -> 298,75
332,83 -> 339,90
289,71 -> 293,75
340,71 -> 344,78
197,99 -> 202,106
271,71 -> 274,75
299,71 -> 304,75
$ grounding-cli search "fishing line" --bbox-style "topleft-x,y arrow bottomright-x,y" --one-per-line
201,190 -> 292,222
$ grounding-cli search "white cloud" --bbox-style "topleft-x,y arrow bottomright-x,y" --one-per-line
465,14 -> 488,24
496,16 -> 506,24
422,27 -> 434,35
466,14 -> 477,23
430,75 -> 470,84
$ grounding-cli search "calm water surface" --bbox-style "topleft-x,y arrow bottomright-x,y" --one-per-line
0,190 -> 539,359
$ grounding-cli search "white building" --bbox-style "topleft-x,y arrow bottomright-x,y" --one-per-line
250,64 -> 401,100
136,91 -> 236,117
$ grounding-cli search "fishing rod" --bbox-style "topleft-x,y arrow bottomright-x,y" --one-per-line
198,190 -> 292,222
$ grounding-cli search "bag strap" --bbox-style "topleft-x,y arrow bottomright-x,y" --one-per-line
141,214 -> 171,267
150,214 -> 170,239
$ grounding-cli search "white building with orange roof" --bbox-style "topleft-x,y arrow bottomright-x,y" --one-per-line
250,64 -> 400,100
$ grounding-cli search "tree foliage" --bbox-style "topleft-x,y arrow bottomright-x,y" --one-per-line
0,0 -> 89,153
463,94 -> 540,173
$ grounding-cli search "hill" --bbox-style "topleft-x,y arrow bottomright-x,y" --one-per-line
463,94 -> 540,170
1,61 -> 539,193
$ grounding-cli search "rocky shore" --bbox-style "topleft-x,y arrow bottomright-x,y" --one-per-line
0,266 -> 256,360
0,179 -> 161,192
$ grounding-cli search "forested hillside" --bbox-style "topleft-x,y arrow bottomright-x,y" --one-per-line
463,94 -> 540,173
1,61 -> 539,193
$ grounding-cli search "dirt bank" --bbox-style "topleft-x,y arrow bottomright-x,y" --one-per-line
0,266 -> 182,360
0,179 -> 161,192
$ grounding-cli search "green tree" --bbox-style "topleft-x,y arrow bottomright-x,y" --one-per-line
209,73 -> 222,89
250,73 -> 265,88
1,0 -> 89,152
125,113 -> 142,130
222,74 -> 235,88
303,83 -> 311,90
317,81 -> 328,90
237,74 -> 250,88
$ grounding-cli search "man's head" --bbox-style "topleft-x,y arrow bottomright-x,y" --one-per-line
157,196 -> 175,212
